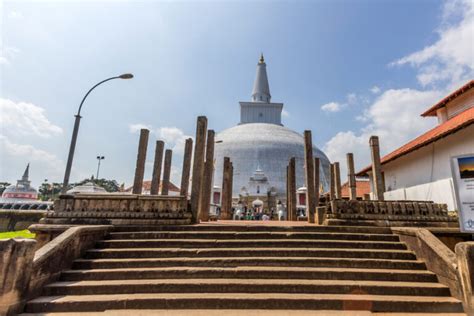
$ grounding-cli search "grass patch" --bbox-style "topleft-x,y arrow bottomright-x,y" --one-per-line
0,229 -> 36,239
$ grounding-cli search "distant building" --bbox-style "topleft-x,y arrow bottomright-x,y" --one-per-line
0,164 -> 52,210
67,182 -> 107,194
125,180 -> 180,196
358,80 -> 474,210
340,178 -> 371,199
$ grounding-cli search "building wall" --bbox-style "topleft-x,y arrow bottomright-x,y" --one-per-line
380,124 -> 474,210
446,89 -> 474,119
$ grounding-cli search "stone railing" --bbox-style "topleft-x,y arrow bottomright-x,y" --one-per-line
393,228 -> 474,314
42,193 -> 192,225
326,199 -> 458,227
0,225 -> 111,315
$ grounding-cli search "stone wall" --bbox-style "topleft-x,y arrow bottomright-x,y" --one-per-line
44,193 -> 192,225
326,199 -> 458,227
0,210 -> 49,232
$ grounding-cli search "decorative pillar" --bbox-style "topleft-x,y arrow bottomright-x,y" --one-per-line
286,165 -> 290,219
190,116 -> 207,221
150,140 -> 164,195
161,149 -> 172,195
180,138 -> 193,197
198,130 -> 215,221
132,129 -> 149,194
303,130 -> 316,223
229,162 -> 234,214
369,135 -> 385,201
333,162 -> 342,199
314,157 -> 320,206
288,157 -> 297,221
329,163 -> 336,200
221,157 -> 232,219
346,153 -> 357,200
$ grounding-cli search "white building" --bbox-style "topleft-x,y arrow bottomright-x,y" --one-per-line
358,80 -> 474,211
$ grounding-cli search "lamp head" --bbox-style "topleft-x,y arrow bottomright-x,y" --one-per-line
119,73 -> 134,79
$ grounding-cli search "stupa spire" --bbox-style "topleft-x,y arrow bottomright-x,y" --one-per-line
252,53 -> 271,103
22,163 -> 30,181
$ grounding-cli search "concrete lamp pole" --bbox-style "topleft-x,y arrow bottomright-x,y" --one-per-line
61,73 -> 133,193
96,156 -> 105,180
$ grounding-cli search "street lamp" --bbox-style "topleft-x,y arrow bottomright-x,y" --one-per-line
96,156 -> 105,180
61,74 -> 133,193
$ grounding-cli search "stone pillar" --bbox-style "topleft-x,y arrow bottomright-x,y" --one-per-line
369,135 -> 385,201
150,140 -> 164,195
161,149 -> 172,195
346,153 -> 357,200
329,163 -> 336,200
132,129 -> 149,194
190,116 -> 208,221
229,162 -> 234,214
198,130 -> 215,221
180,138 -> 193,197
314,157 -> 321,223
288,157 -> 297,221
286,165 -> 290,218
333,162 -> 342,199
221,157 -> 232,219
304,131 -> 316,223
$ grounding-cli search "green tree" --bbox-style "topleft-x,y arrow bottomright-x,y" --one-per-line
0,182 -> 11,195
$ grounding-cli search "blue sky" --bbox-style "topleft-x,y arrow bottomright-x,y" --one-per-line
1,0 -> 473,187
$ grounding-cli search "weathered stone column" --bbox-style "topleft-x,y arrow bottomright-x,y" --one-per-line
161,149 -> 172,195
180,138 -> 193,197
304,130 -> 316,223
288,157 -> 297,221
346,153 -> 357,200
286,165 -> 290,218
314,157 -> 319,207
132,128 -> 149,194
198,130 -> 215,221
190,116 -> 207,221
150,140 -> 164,195
229,162 -> 234,214
370,135 -> 385,201
329,163 -> 336,200
221,157 -> 232,219
455,242 -> 474,314
333,162 -> 342,199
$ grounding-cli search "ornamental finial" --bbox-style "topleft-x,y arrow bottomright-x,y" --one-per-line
259,53 -> 265,64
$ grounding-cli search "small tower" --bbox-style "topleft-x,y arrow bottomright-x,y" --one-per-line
239,54 -> 284,125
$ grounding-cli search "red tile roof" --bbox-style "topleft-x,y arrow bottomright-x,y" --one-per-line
357,107 -> 474,175
340,179 -> 371,198
421,80 -> 474,117
125,180 -> 180,193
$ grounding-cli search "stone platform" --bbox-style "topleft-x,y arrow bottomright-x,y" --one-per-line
42,194 -> 191,226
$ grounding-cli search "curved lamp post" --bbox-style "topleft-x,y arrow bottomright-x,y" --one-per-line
62,74 -> 133,193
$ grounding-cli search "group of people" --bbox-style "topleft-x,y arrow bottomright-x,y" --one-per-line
231,200 -> 289,221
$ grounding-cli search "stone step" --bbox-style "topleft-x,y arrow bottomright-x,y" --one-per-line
106,231 -> 400,242
95,239 -> 407,250
112,225 -> 393,234
73,257 -> 426,270
60,266 -> 438,283
24,293 -> 464,313
85,247 -> 417,260
43,279 -> 451,297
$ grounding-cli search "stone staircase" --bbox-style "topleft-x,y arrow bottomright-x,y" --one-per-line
24,225 -> 464,314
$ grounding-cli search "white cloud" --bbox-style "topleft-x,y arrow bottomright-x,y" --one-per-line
157,127 -> 193,155
0,134 -> 64,180
391,0 -> 473,87
347,93 -> 358,105
128,123 -> 152,134
321,102 -> 342,113
0,46 -> 20,65
8,10 -> 24,19
324,88 -> 441,178
282,109 -> 290,117
370,86 -> 381,94
0,98 -> 63,137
